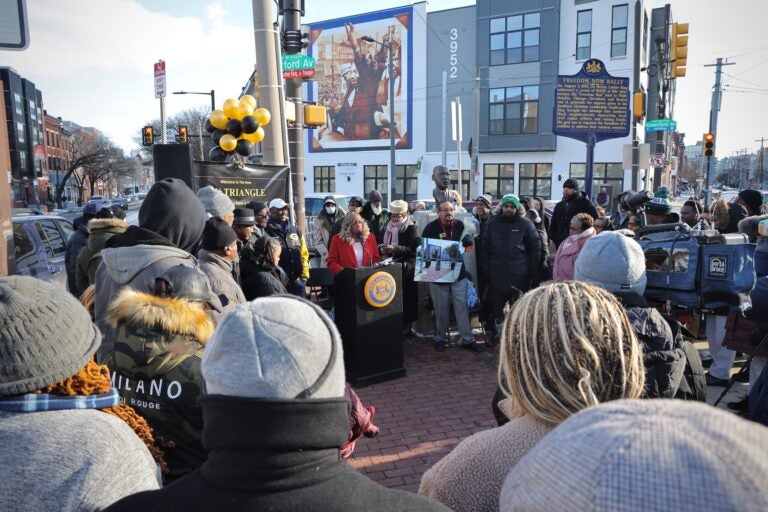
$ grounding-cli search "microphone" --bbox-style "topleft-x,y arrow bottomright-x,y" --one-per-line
354,230 -> 364,241
356,230 -> 371,266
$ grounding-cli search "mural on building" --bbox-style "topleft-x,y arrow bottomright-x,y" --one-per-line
307,6 -> 412,152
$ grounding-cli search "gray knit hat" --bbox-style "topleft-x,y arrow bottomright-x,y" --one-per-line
574,232 -> 647,295
500,399 -> 768,511
202,295 -> 345,399
0,276 -> 100,396
197,185 -> 235,218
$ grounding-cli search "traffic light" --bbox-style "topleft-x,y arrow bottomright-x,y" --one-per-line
142,126 -> 154,146
670,22 -> 689,79
633,91 -> 645,121
178,125 -> 188,143
703,132 -> 715,158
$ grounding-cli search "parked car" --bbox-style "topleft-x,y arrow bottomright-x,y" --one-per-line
87,195 -> 111,211
111,196 -> 128,209
12,214 -> 75,288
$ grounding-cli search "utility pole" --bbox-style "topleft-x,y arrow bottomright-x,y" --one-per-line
631,0 -> 641,191
703,57 -> 735,200
756,137 -> 766,189
279,0 -> 306,231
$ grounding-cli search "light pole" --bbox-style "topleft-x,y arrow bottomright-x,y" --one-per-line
172,89 -> 216,112
362,35 -> 396,204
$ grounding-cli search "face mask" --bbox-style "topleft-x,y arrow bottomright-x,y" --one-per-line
372,204 -> 383,215
325,206 -> 336,215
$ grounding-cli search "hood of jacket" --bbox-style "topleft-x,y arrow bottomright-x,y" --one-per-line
85,218 -> 129,252
106,288 -> 213,378
100,243 -> 195,286
198,248 -> 234,273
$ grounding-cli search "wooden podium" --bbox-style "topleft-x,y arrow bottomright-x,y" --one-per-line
334,264 -> 405,387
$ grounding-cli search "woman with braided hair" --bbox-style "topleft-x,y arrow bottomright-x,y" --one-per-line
419,281 -> 645,512
0,276 -> 160,511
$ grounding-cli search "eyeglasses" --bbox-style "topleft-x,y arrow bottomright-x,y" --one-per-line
438,208 -> 453,213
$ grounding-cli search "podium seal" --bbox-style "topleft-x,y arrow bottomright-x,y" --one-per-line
363,271 -> 397,308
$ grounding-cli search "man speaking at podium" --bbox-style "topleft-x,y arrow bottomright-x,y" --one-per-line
327,212 -> 381,276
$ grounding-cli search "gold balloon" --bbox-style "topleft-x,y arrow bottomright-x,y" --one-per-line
219,133 -> 237,152
243,126 -> 265,143
223,98 -> 240,119
240,94 -> 257,109
209,110 -> 228,130
237,103 -> 254,119
253,108 -> 271,126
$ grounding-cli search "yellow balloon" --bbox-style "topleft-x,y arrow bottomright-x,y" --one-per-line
240,94 -> 257,109
219,134 -> 237,152
243,126 -> 265,143
237,103 -> 254,119
209,110 -> 228,130
253,108 -> 271,126
223,98 -> 240,119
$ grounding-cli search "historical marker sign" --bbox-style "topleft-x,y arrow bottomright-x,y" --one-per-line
553,59 -> 630,142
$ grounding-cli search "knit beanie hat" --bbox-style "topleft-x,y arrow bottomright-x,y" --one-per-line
500,194 -> 521,210
645,187 -> 672,215
202,295 -> 345,399
202,216 -> 237,251
245,200 -> 267,214
563,178 -> 579,190
139,178 -> 206,251
323,195 -> 337,206
368,190 -> 383,203
476,194 -> 492,209
197,185 -> 235,219
574,231 -> 647,295
499,399 -> 768,512
739,189 -> 764,214
349,196 -> 364,207
0,276 -> 101,396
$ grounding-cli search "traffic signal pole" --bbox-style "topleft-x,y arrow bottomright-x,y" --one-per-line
703,57 -> 734,199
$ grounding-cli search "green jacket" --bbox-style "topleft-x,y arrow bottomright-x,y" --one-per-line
106,288 -> 214,483
75,218 -> 128,292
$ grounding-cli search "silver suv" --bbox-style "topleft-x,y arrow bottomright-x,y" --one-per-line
12,214 -> 75,288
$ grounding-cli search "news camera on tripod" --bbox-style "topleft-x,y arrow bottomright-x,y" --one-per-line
612,190 -> 653,233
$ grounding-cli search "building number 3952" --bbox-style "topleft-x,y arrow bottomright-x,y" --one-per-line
449,28 -> 458,78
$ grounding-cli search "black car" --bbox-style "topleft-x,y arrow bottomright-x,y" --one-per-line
111,197 -> 128,210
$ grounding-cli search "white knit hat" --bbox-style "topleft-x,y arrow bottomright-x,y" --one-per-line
574,231 -> 647,295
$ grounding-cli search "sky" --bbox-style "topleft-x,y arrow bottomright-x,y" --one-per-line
2,0 -> 767,159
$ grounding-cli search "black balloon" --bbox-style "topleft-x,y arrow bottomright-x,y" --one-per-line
236,139 -> 254,156
240,115 -> 259,134
226,119 -> 243,138
211,129 -> 225,146
204,118 -> 216,134
208,146 -> 227,162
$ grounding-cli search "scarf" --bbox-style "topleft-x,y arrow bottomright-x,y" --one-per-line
0,389 -> 119,412
383,219 -> 405,246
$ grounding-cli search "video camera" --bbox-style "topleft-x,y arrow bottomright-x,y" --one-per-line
619,190 -> 654,229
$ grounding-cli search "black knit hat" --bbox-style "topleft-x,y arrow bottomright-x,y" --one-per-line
0,276 -> 100,396
563,178 -> 579,190
739,189 -> 764,215
202,217 -> 237,251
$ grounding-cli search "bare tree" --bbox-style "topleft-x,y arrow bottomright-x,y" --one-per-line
132,106 -> 215,161
56,131 -> 116,207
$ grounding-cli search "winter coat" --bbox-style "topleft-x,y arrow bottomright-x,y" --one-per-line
479,213 -> 541,295
266,221 -> 310,283
0,408 -> 160,511
239,258 -> 288,300
552,228 -> 595,282
106,287 -> 214,483
383,220 -> 421,325
197,249 -> 246,311
549,192 -> 598,247
94,225 -> 221,363
65,222 -> 89,296
104,396 -> 450,512
418,400 -> 553,512
327,233 -> 381,276
75,218 -> 129,292
362,203 -> 391,245
312,209 -> 345,267
532,221 -> 551,284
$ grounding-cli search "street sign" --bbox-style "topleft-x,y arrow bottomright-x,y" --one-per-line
0,0 -> 28,50
154,60 -> 166,98
282,54 -> 315,71
650,154 -> 665,167
283,68 -> 315,79
645,119 -> 677,132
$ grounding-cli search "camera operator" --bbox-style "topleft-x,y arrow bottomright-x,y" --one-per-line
611,191 -> 633,231
643,188 -> 676,226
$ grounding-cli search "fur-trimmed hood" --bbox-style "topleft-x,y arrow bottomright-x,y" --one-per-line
738,214 -> 768,242
87,217 -> 129,232
106,288 -> 214,343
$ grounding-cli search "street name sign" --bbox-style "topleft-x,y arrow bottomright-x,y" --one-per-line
645,119 -> 677,132
283,68 -> 315,79
282,54 -> 315,70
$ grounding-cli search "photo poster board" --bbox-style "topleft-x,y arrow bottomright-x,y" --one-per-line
307,5 -> 413,152
193,161 -> 290,207
414,237 -> 464,283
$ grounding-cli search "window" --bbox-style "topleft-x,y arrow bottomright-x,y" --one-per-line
611,4 -> 628,57
519,163 -> 552,199
576,10 -> 592,60
13,93 -> 22,116
489,86 -> 539,135
394,165 -> 418,202
13,223 -> 37,274
17,122 -> 25,144
58,220 -> 74,242
450,170 -> 471,201
489,12 -> 540,65
569,162 -> 624,198
35,220 -> 67,257
364,165 -> 389,204
313,165 -> 335,193
483,164 -> 515,199
28,100 -> 36,121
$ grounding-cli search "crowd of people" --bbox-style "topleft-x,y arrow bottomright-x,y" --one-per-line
2,175 -> 767,510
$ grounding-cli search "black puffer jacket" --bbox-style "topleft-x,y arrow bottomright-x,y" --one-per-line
549,192 -> 598,247
479,212 -> 540,295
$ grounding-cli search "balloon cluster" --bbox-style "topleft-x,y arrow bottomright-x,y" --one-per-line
205,95 -> 271,162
